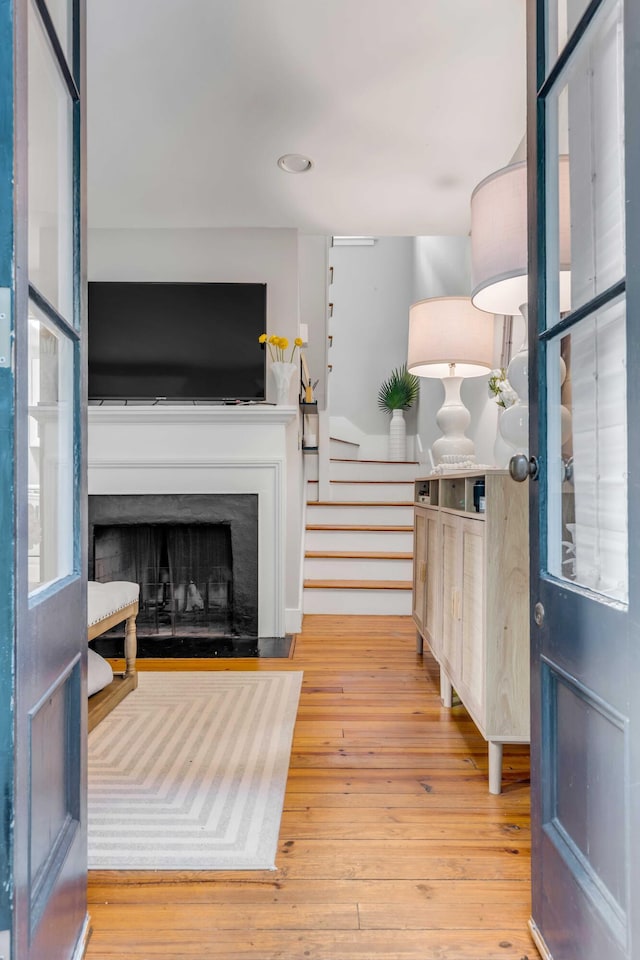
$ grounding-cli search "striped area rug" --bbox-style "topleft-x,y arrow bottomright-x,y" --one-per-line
87,670 -> 302,870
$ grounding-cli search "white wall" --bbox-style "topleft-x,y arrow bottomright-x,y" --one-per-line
89,228 -> 300,391
298,235 -> 329,410
328,238 -> 416,438
326,236 -> 501,466
88,227 -> 305,628
413,236 -> 472,302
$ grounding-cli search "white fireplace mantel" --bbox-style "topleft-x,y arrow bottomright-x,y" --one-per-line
87,405 -> 298,637
87,404 -> 297,425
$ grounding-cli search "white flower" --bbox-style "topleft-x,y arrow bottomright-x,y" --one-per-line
488,368 -> 517,409
498,384 -> 518,408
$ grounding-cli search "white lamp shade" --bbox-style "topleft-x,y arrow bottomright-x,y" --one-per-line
407,296 -> 495,379
470,157 -> 571,316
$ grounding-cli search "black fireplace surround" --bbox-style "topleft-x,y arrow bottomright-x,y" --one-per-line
88,494 -> 259,648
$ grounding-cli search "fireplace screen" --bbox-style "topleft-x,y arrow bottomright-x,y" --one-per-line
94,523 -> 234,638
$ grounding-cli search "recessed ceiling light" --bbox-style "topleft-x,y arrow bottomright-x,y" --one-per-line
277,154 -> 313,174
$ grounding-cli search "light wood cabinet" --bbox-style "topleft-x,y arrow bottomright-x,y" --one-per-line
413,505 -> 440,656
423,509 -> 440,658
412,507 -> 428,641
412,470 -> 529,794
439,511 -> 461,677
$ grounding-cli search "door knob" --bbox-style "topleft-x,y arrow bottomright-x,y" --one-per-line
509,453 -> 539,482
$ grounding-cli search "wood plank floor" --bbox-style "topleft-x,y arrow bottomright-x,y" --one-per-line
86,614 -> 537,960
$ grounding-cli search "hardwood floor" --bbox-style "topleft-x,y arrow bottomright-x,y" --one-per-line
86,614 -> 537,960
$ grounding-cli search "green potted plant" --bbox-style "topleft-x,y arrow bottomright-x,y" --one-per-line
377,364 -> 420,461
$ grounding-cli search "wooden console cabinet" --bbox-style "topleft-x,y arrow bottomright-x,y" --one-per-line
413,470 -> 529,793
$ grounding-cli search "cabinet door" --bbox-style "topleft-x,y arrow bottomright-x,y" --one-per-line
412,507 -> 427,635
424,508 -> 441,654
458,518 -> 486,725
440,513 -> 461,677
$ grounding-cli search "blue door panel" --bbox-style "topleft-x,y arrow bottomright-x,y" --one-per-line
1,0 -> 87,956
528,0 -> 639,956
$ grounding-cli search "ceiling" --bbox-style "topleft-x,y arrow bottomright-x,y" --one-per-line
87,0 -> 526,237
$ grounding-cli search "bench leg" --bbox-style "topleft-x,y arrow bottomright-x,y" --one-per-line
124,613 -> 138,680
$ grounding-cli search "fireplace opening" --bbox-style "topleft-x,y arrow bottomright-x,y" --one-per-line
86,493 -> 292,658
94,523 -> 234,639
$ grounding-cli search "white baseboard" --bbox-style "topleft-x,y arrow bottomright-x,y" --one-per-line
73,914 -> 91,960
528,919 -> 554,960
285,607 -> 303,634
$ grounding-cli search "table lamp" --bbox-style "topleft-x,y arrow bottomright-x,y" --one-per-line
470,157 -> 571,453
407,296 -> 495,465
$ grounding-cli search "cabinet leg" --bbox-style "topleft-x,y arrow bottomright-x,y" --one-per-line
416,630 -> 424,655
488,741 -> 503,795
440,670 -> 453,708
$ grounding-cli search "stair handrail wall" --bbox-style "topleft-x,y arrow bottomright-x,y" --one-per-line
318,407 -> 332,500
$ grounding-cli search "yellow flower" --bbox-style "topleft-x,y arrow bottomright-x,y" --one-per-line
262,331 -> 303,363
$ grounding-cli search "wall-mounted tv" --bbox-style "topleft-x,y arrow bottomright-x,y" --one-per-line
88,281 -> 266,401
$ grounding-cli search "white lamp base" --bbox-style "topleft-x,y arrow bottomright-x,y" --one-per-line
431,376 -> 475,465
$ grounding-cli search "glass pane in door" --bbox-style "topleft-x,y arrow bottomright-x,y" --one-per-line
47,0 -> 72,61
547,0 -> 594,65
28,0 -> 74,322
28,303 -> 75,593
546,295 -> 627,603
545,0 -> 625,326
40,0 -> 73,61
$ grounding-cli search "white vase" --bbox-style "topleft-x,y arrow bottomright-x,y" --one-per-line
499,313 -> 530,456
499,399 -> 529,455
493,409 -> 514,467
389,409 -> 406,461
271,361 -> 297,405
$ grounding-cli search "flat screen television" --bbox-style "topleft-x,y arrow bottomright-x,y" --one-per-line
88,281 -> 267,401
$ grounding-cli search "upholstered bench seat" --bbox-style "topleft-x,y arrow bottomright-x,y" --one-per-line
88,580 -> 139,731
88,580 -> 140,632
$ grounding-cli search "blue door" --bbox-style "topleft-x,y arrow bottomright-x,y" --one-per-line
527,0 -> 639,957
0,0 -> 87,957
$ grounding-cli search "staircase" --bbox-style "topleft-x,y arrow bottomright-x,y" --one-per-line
302,443 -> 419,615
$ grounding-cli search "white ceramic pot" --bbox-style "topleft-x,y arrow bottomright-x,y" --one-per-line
389,408 -> 406,461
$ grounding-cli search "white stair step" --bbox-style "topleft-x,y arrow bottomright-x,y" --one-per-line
330,437 -> 360,458
304,554 -> 413,580
306,502 -> 414,525
330,458 -> 419,482
305,525 -> 414,552
328,480 -> 415,502
303,583 -> 412,615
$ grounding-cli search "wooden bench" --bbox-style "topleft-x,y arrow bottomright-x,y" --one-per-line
88,581 -> 139,732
